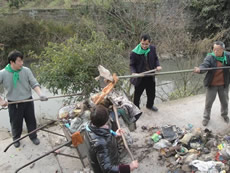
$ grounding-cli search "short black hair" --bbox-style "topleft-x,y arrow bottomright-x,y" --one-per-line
8,50 -> 23,64
90,105 -> 109,127
141,34 -> 151,42
214,41 -> 225,49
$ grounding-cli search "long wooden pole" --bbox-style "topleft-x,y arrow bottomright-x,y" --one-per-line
112,104 -> 135,161
7,93 -> 81,105
118,66 -> 230,79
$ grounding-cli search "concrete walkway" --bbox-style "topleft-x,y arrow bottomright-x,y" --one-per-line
140,93 -> 230,134
0,125 -> 85,173
0,93 -> 229,173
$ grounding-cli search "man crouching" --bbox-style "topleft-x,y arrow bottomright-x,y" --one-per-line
85,104 -> 138,173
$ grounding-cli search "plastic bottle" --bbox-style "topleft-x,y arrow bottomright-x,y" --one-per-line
151,133 -> 161,142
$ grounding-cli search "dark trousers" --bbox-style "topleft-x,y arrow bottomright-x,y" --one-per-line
8,98 -> 37,140
134,77 -> 156,108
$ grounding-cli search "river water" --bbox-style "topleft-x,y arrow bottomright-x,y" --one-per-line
138,59 -> 204,106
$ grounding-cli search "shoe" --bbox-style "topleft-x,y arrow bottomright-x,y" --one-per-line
202,119 -> 209,126
14,141 -> 20,148
223,116 -> 229,123
147,106 -> 158,112
31,138 -> 40,145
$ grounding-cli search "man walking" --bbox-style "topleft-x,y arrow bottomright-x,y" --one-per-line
0,50 -> 48,147
130,34 -> 162,111
194,41 -> 230,126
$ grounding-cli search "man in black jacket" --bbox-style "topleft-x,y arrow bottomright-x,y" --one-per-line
194,41 -> 230,126
84,105 -> 138,173
130,34 -> 162,111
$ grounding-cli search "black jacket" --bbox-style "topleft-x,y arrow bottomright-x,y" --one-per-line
85,125 -> 130,173
129,45 -> 160,86
199,51 -> 230,87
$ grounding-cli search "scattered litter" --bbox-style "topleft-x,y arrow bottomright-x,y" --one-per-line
141,125 -> 148,131
152,133 -> 161,143
153,139 -> 172,150
218,144 -> 225,150
161,125 -> 181,142
142,124 -> 230,172
189,160 -> 225,172
187,123 -> 193,130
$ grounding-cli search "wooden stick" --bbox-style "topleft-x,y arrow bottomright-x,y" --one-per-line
118,66 -> 230,79
112,104 -> 135,161
7,93 -> 81,105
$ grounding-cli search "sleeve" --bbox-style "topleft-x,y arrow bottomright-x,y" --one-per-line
199,55 -> 212,74
110,129 -> 117,136
26,68 -> 40,89
95,143 -> 120,173
225,52 -> 230,66
119,165 -> 131,173
130,52 -> 137,73
152,46 -> 160,67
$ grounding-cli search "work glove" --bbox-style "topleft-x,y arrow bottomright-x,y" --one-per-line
40,95 -> 48,101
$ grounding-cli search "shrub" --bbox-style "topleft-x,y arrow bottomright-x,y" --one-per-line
31,32 -> 127,98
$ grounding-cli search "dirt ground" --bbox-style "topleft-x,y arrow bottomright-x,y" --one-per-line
0,93 -> 230,173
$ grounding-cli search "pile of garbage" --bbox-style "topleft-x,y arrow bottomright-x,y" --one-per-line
141,124 -> 230,173
58,103 -> 91,133
57,89 -> 142,135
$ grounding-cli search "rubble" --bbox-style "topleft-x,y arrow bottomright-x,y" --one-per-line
136,124 -> 230,172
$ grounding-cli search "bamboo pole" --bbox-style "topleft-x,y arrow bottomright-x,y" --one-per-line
142,69 -> 157,74
118,66 -> 230,79
7,93 -> 81,105
112,104 -> 135,161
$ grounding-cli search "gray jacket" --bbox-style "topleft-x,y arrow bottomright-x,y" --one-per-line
199,51 -> 230,87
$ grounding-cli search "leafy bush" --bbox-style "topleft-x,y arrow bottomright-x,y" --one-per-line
31,32 -> 127,98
